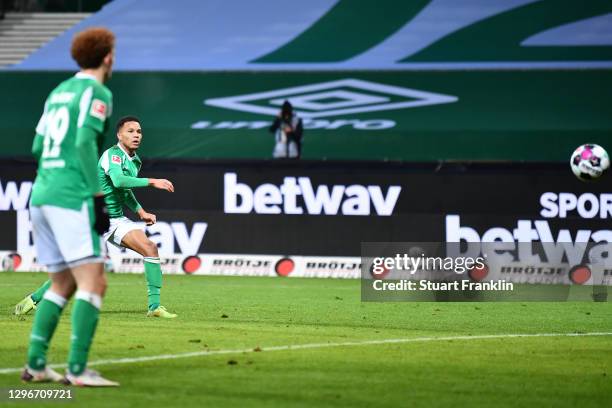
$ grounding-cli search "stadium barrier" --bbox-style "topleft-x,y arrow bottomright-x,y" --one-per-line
0,160 -> 610,283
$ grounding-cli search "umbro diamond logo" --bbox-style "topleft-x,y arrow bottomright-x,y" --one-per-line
205,78 -> 458,118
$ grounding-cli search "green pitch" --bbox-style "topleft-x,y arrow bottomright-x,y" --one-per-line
1,272 -> 611,407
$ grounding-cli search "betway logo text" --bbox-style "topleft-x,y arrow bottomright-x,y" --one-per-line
445,215 -> 611,266
224,173 -> 401,216
445,192 -> 612,266
17,210 -> 207,256
0,181 -> 31,211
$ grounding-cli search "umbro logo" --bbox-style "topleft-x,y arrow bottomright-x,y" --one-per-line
204,78 -> 458,118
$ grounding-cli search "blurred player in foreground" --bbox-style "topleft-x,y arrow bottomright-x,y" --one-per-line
16,116 -> 177,319
21,27 -> 116,387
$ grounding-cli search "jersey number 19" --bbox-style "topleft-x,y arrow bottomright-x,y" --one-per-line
42,106 -> 69,159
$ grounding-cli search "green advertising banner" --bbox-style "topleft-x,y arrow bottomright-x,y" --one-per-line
0,71 -> 610,161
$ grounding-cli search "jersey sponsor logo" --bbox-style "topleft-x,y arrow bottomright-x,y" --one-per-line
205,79 -> 457,118
111,155 -> 122,164
90,99 -> 107,120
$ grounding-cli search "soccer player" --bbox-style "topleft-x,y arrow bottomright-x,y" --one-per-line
98,115 -> 177,318
16,116 -> 178,318
21,27 -> 117,387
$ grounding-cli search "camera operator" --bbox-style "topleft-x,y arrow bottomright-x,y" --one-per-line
269,100 -> 303,159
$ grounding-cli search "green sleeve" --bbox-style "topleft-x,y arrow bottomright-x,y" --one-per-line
80,85 -> 112,134
32,101 -> 48,160
75,127 -> 102,195
32,134 -> 43,160
107,164 -> 149,188
123,189 -> 142,213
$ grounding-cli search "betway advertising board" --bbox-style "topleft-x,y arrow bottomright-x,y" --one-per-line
0,160 -> 610,283
0,71 -> 611,161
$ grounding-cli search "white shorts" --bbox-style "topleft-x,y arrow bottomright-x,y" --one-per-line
103,216 -> 142,247
30,203 -> 104,273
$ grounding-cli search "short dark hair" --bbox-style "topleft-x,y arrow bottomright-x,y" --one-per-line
282,100 -> 292,114
71,27 -> 115,69
116,116 -> 141,133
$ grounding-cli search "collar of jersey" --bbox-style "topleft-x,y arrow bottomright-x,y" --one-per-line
75,72 -> 98,81
117,143 -> 138,162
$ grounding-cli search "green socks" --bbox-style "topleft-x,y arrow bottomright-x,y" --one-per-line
30,279 -> 52,304
144,257 -> 162,311
27,289 -> 102,375
27,290 -> 67,370
68,290 -> 101,376
32,259 -> 164,313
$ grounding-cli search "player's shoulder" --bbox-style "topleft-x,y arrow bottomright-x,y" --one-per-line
99,145 -> 125,169
93,81 -> 112,99
70,73 -> 112,98
109,145 -> 127,162
89,81 -> 112,105
104,145 -> 124,158
132,153 -> 143,168
47,76 -> 76,96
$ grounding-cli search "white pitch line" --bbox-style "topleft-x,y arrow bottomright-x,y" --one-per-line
1,332 -> 611,375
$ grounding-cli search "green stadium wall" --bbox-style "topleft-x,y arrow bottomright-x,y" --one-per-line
1,71 -> 611,161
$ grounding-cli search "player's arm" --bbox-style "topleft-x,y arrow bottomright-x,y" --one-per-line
77,86 -> 113,235
32,102 -> 48,160
268,116 -> 281,133
107,164 -> 148,188
77,86 -> 110,195
123,189 -> 156,225
294,119 -> 303,141
76,126 -> 103,195
31,134 -> 44,160
122,188 -> 142,212
76,125 -> 110,234
137,207 -> 156,225
107,165 -> 174,192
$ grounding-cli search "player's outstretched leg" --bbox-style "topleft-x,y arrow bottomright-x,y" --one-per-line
121,230 -> 177,318
22,272 -> 73,383
15,279 -> 52,316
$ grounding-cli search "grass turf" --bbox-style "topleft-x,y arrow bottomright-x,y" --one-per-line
0,272 -> 611,407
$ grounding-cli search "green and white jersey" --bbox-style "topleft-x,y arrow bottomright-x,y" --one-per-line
98,144 -> 149,218
30,72 -> 112,210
